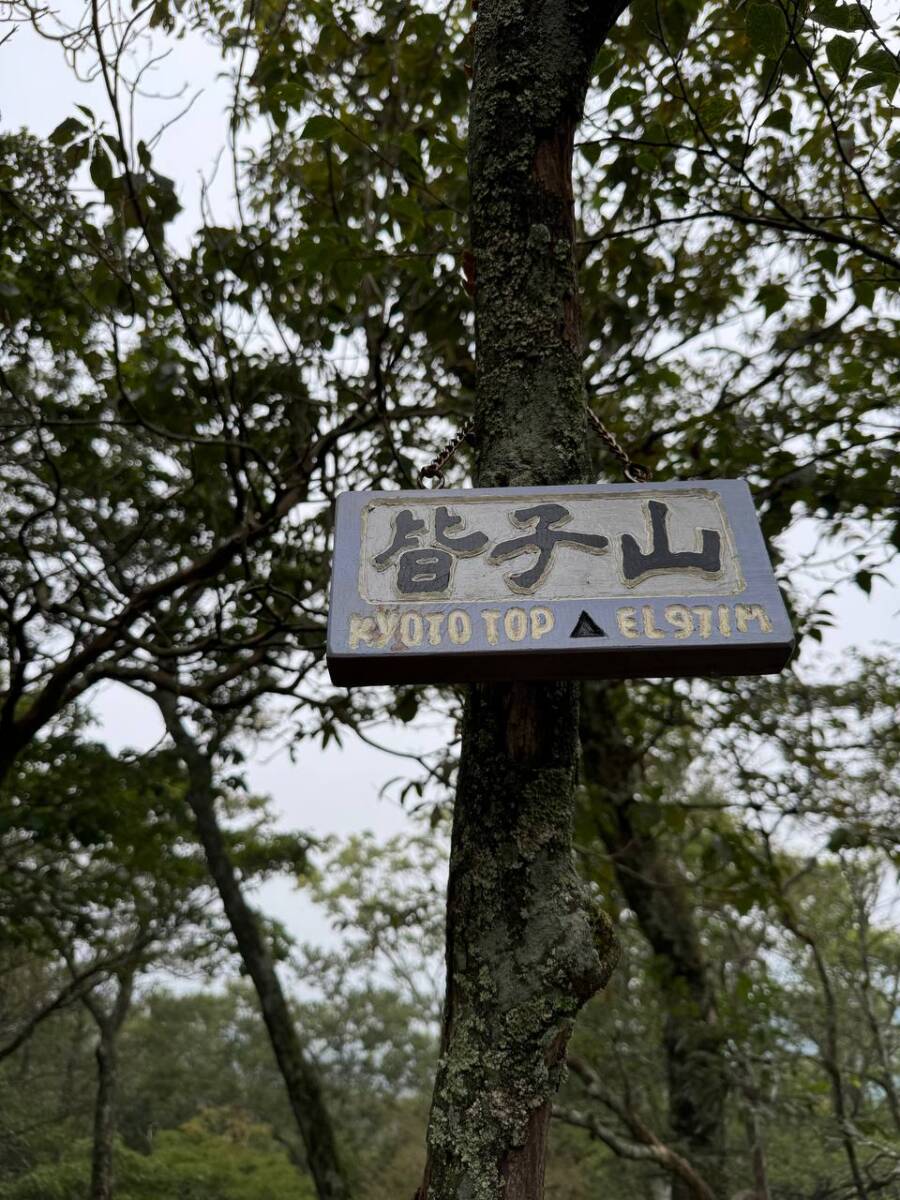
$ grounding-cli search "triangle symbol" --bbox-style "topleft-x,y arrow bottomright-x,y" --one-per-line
570,611 -> 606,639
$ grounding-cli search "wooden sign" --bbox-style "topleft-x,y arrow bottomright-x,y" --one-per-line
326,480 -> 793,685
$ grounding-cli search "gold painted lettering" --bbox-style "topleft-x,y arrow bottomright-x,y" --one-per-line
481,610 -> 501,645
448,610 -> 472,645
530,607 -> 554,640
349,614 -> 376,648
504,607 -> 528,642
735,603 -> 773,633
374,609 -> 399,647
425,612 -> 445,646
617,607 -> 639,639
665,604 -> 693,639
642,606 -> 665,639
400,611 -> 424,647
692,606 -> 712,638
718,605 -> 731,636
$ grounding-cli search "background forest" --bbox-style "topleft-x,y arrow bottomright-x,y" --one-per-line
0,0 -> 898,1197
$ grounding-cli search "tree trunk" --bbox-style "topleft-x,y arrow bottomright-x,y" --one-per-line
58,1003 -> 87,1127
86,970 -> 135,1200
743,1104 -> 771,1200
852,876 -> 900,1137
157,697 -> 351,1200
580,682 -> 729,1199
419,4 -> 628,1197
778,906 -> 869,1200
91,1026 -> 118,1200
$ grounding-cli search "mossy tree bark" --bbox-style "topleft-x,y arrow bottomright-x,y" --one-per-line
581,683 -> 729,1199
419,3 -> 629,1197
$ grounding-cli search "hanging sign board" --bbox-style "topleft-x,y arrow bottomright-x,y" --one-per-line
326,480 -> 793,686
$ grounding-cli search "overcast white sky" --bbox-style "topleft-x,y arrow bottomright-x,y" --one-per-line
1,11 -> 896,952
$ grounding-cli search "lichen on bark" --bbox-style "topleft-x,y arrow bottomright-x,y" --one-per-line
419,1 -> 631,1196
421,683 -> 619,1200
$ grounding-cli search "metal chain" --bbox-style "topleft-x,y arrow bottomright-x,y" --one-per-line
586,408 -> 652,484
416,420 -> 475,489
414,411 -> 650,488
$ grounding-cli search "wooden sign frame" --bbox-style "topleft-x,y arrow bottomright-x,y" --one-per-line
326,480 -> 794,686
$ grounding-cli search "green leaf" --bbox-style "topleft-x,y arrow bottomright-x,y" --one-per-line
592,45 -> 618,87
89,148 -> 113,191
853,71 -> 886,92
826,34 -> 856,78
854,569 -> 872,594
393,691 -> 419,723
855,70 -> 898,97
62,141 -> 90,171
746,4 -> 789,59
757,282 -> 789,316
608,86 -> 643,113
100,133 -> 127,165
580,141 -> 601,166
301,114 -> 343,140
854,278 -> 875,306
811,0 -> 871,32
698,95 -> 733,127
764,107 -> 793,133
49,116 -> 85,147
857,46 -> 899,74
816,247 -> 839,274
780,46 -> 809,78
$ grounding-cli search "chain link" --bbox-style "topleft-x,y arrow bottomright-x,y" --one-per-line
586,408 -> 652,484
415,411 -> 650,488
416,420 -> 475,489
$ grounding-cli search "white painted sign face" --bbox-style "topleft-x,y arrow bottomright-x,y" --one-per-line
326,481 -> 794,685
